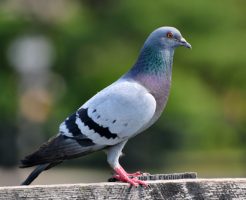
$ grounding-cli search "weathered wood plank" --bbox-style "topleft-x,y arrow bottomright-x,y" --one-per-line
0,178 -> 246,200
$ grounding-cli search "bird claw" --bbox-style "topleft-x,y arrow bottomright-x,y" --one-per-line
113,166 -> 148,188
127,171 -> 142,177
128,171 -> 151,177
113,175 -> 148,187
132,178 -> 148,187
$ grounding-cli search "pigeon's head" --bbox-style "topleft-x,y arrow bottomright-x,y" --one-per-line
146,27 -> 191,50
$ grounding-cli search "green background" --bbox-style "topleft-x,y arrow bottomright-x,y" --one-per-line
0,0 -> 245,182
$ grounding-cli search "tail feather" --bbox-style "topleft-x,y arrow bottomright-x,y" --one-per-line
20,134 -> 105,185
21,162 -> 62,185
21,164 -> 50,185
20,134 -> 97,168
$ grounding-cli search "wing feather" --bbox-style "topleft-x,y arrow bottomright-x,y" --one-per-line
59,80 -> 156,145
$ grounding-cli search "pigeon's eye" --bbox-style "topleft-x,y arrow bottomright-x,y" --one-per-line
166,32 -> 173,39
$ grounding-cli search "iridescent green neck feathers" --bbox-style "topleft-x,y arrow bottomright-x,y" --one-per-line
127,44 -> 174,78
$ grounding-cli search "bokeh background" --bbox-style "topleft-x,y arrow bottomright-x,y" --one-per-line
0,0 -> 245,186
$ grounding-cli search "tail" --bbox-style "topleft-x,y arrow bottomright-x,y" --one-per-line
20,134 -> 96,168
21,162 -> 61,185
20,134 -> 104,185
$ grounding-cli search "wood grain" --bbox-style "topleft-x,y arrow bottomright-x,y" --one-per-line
0,178 -> 246,200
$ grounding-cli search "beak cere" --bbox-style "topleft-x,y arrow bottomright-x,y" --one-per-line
180,37 -> 192,49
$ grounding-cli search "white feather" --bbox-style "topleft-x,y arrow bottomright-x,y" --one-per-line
82,80 -> 156,144
59,122 -> 73,137
59,80 -> 156,146
75,117 -> 120,145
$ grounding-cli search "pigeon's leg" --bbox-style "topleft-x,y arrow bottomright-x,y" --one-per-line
107,141 -> 148,187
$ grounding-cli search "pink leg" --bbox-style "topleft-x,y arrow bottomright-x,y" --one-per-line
113,166 -> 148,187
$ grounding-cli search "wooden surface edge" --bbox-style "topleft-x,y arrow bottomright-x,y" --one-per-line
1,178 -> 246,189
0,178 -> 246,200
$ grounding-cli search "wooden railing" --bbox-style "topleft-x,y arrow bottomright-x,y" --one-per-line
0,173 -> 245,199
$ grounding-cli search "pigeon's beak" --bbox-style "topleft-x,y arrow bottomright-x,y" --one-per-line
180,37 -> 192,49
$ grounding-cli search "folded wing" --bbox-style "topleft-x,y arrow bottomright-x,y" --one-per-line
60,80 -> 157,146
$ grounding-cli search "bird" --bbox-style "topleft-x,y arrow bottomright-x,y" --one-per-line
20,26 -> 191,187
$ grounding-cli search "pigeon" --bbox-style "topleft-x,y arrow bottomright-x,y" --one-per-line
20,26 -> 191,187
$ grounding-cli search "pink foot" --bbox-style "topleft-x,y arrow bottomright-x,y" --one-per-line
127,171 -> 142,177
114,166 -> 148,187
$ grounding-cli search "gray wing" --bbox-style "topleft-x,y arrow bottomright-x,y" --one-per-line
20,80 -> 156,167
60,80 -> 157,146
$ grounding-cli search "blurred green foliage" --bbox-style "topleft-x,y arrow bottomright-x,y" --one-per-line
0,0 -> 245,175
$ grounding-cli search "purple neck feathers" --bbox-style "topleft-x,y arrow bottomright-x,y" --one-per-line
124,45 -> 175,116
